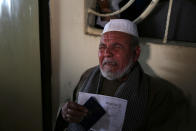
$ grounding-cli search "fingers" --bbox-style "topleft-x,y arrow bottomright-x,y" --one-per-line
61,101 -> 88,123
67,108 -> 86,117
65,113 -> 84,123
67,102 -> 88,113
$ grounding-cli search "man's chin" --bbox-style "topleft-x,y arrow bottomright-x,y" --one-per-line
102,65 -> 116,71
100,60 -> 133,80
100,69 -> 122,80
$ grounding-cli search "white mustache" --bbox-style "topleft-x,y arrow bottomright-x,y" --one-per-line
102,59 -> 117,66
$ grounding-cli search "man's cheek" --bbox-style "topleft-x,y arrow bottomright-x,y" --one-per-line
98,57 -> 104,67
98,52 -> 103,61
98,50 -> 104,56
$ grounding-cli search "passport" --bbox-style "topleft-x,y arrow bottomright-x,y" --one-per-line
80,97 -> 106,130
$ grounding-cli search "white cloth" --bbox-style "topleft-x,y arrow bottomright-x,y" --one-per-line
102,19 -> 139,37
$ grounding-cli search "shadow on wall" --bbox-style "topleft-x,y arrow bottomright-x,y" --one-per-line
139,43 -> 157,76
138,41 -> 196,130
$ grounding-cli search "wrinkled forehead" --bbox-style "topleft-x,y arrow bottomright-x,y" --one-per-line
100,31 -> 132,42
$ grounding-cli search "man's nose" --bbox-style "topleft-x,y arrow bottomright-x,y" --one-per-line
104,47 -> 113,57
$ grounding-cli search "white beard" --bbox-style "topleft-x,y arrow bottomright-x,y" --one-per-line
100,58 -> 133,80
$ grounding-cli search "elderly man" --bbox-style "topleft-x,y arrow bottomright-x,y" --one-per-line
54,19 -> 188,131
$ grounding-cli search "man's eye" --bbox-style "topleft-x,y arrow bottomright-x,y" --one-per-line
114,45 -> 122,49
99,46 -> 106,50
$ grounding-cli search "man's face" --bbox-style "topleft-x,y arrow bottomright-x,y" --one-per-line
98,31 -> 137,80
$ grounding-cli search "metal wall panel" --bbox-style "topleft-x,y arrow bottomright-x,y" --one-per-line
0,0 -> 43,130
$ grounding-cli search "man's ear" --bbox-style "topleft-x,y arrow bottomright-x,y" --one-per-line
133,46 -> 141,62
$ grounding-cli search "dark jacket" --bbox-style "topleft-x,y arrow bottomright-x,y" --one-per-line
54,65 -> 189,131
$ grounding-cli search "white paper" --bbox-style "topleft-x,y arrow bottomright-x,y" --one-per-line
78,92 -> 127,131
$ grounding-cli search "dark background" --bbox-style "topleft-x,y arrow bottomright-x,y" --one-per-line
120,0 -> 196,42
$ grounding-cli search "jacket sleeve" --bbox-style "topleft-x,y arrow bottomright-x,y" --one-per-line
54,67 -> 95,131
54,109 -> 69,131
146,77 -> 190,131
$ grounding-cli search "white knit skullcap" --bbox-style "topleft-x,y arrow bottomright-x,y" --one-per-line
102,19 -> 139,38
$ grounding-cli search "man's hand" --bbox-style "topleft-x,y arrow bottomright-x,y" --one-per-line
61,101 -> 88,123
